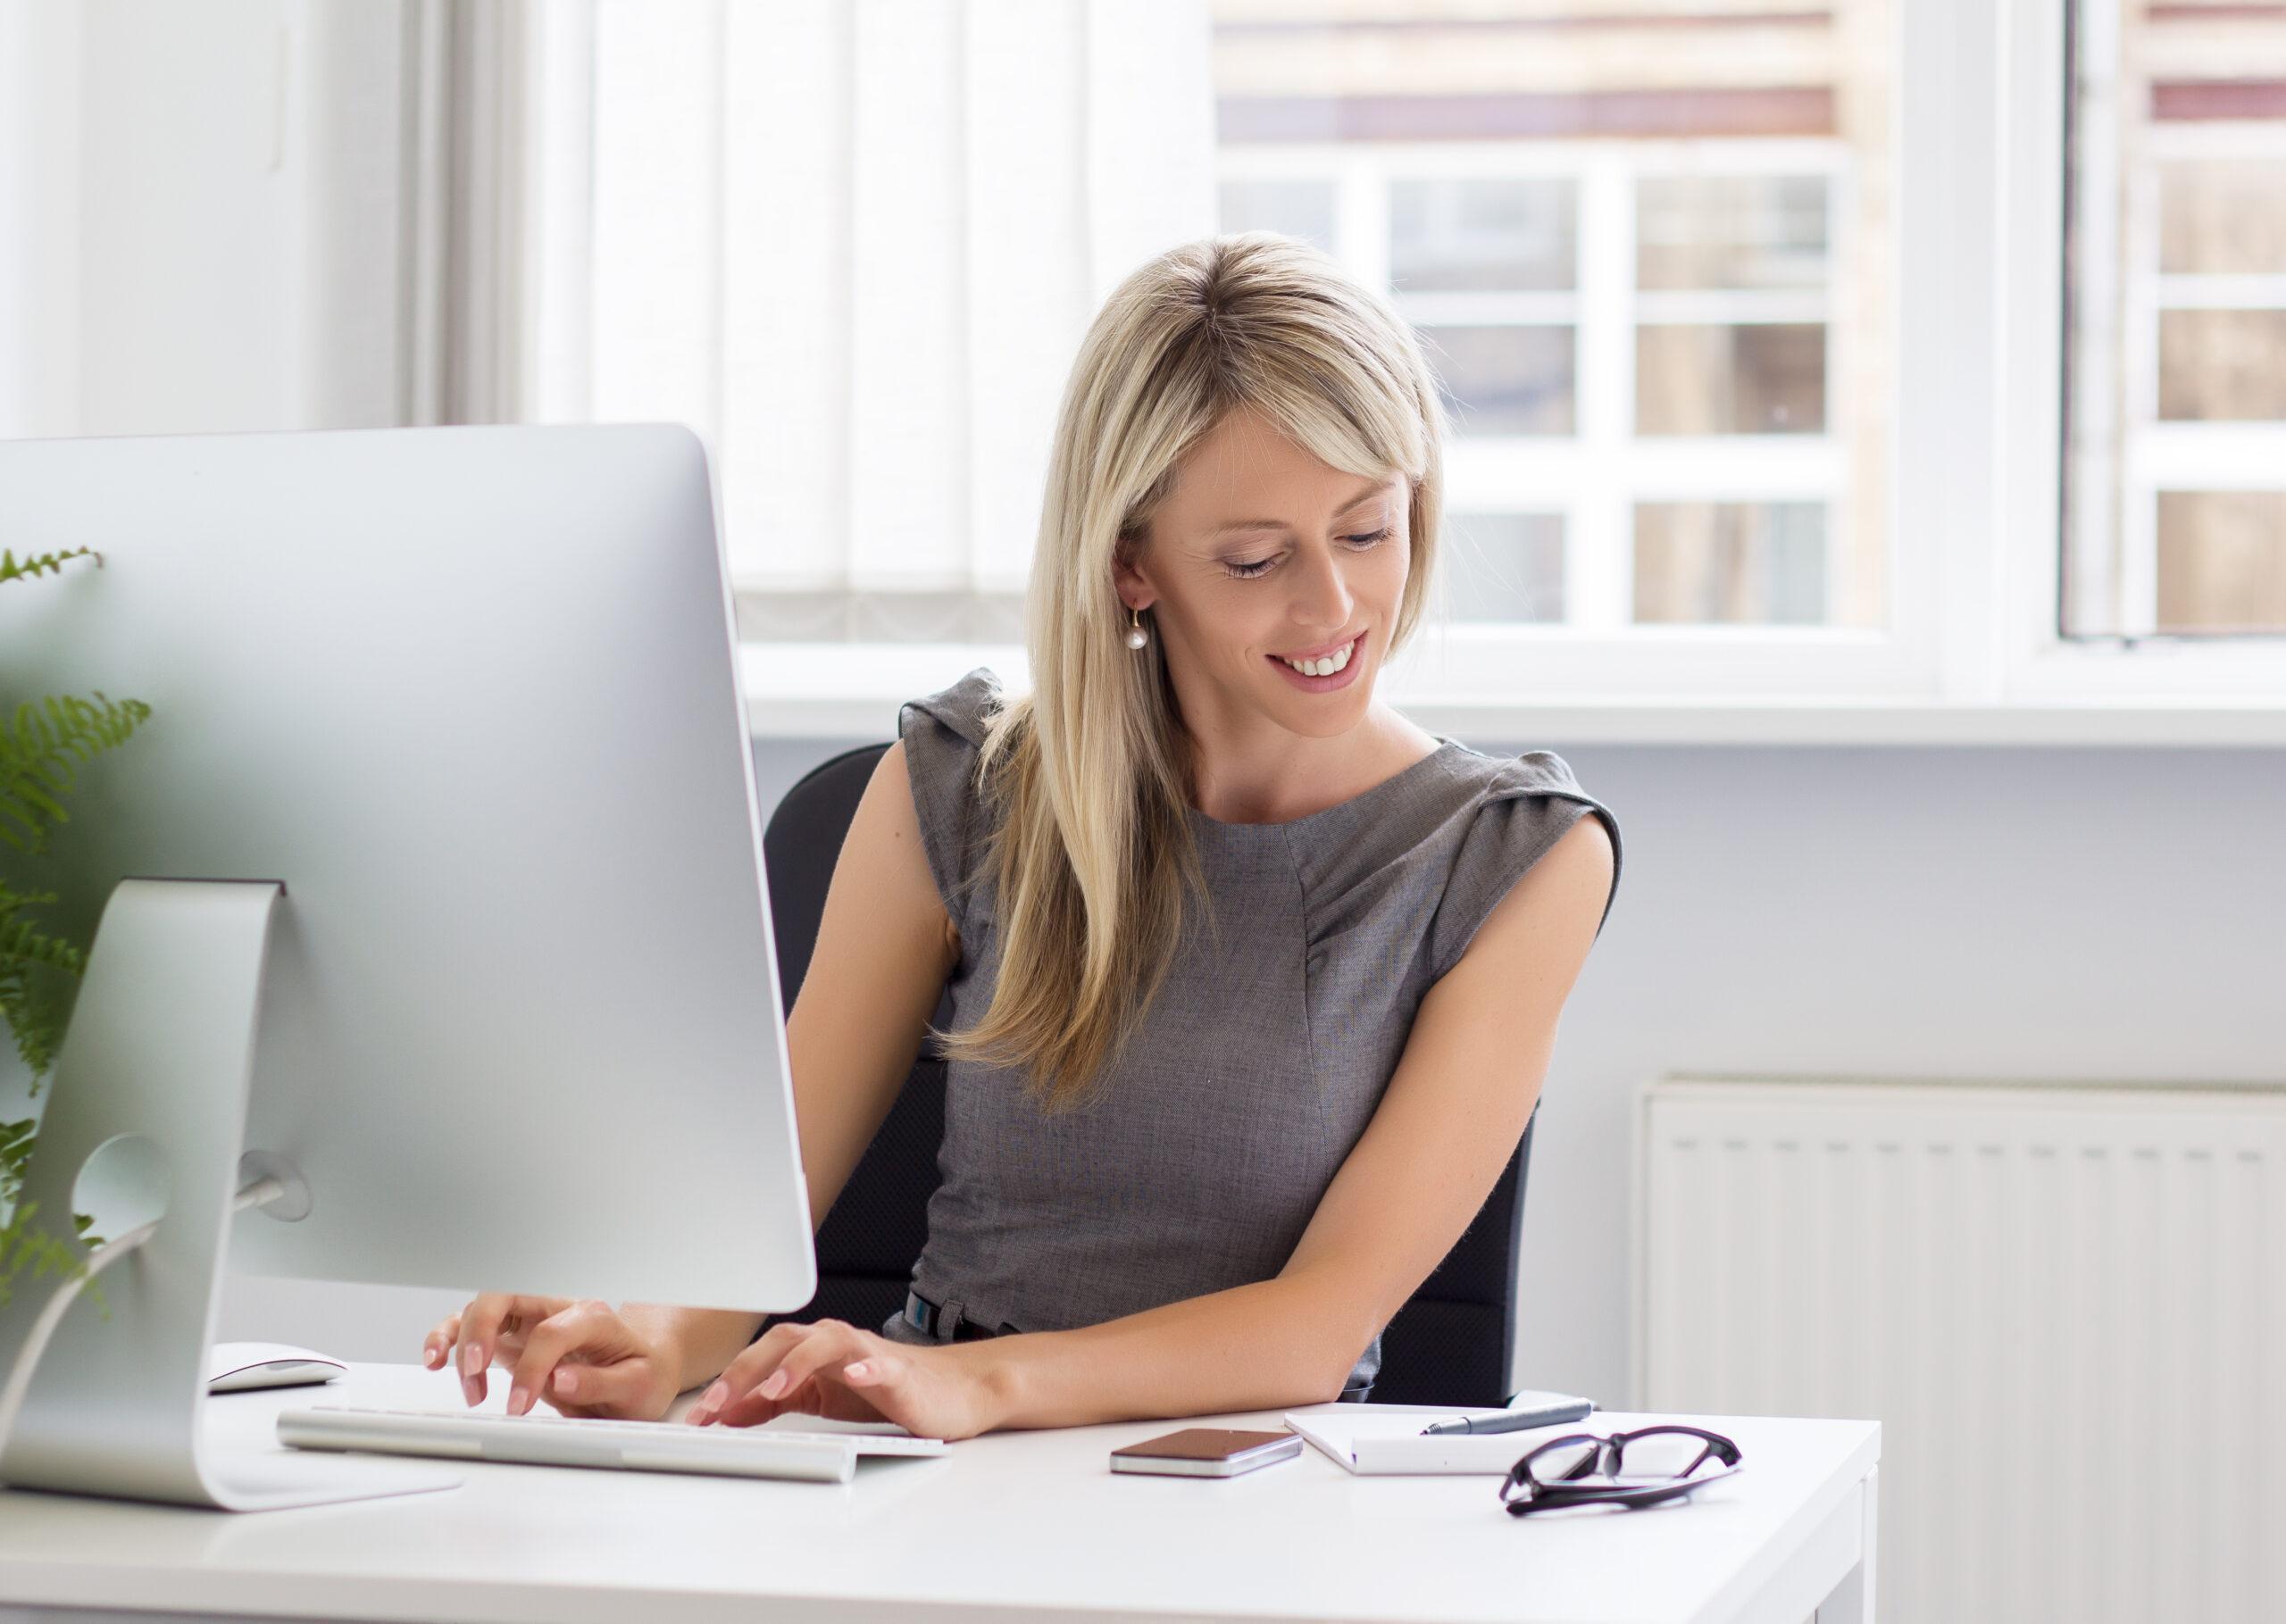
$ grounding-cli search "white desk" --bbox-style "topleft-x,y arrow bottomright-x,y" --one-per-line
0,1363 -> 1880,1624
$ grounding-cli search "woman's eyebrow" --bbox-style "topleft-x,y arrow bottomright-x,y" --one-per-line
1209,479 -> 1389,537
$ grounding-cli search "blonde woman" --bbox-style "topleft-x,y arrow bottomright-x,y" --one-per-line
424,233 -> 1622,1441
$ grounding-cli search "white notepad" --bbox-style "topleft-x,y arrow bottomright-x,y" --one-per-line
1281,1393 -> 1598,1475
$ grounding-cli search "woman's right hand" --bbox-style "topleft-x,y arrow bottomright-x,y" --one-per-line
422,1294 -> 683,1421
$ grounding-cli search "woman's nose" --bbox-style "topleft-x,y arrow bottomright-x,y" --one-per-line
1289,545 -> 1356,629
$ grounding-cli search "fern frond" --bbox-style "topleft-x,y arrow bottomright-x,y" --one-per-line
0,1201 -> 101,1315
1,1114 -> 31,1209
0,691 -> 153,856
0,967 -> 71,1084
0,906 -> 83,976
0,878 -> 78,1082
0,546 -> 101,587
0,879 -> 60,915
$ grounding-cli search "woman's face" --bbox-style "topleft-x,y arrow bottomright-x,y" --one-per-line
1114,404 -> 1409,743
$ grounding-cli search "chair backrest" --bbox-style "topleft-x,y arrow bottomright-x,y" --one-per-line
760,742 -> 1539,1406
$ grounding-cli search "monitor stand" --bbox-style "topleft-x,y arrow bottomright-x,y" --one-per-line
0,878 -> 459,1510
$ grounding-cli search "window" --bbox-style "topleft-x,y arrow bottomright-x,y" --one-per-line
1211,2 -> 1891,633
2065,0 -> 2286,637
535,0 -> 2285,726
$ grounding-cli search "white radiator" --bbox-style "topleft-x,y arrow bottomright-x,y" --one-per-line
1633,1076 -> 2285,1624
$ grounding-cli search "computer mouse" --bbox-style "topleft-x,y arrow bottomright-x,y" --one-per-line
206,1341 -> 349,1394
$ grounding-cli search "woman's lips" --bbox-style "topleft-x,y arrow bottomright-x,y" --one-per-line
1267,627 -> 1367,692
1274,628 -> 1364,662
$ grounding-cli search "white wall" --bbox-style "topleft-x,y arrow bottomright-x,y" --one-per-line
1492,739 -> 2286,1403
0,0 -> 81,438
0,0 -> 413,441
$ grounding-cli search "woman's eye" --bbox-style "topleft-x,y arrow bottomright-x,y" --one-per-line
1222,529 -> 1389,581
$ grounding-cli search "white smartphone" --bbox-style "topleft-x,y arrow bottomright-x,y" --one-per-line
1108,1427 -> 1305,1478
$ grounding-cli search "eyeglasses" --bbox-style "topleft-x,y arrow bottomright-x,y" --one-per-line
1498,1424 -> 1743,1516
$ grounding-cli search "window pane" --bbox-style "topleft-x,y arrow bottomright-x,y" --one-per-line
1219,179 -> 1338,255
1390,178 -> 1575,292
2160,160 -> 2286,275
1420,325 -> 1575,436
1637,324 -> 1825,435
2155,492 -> 2286,632
1444,513 -> 1566,623
1634,501 -> 1826,624
2157,310 -> 2286,421
1637,176 -> 1828,290
2065,2 -> 2286,637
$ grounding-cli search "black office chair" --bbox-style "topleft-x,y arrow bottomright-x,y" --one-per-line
760,742 -> 1540,1407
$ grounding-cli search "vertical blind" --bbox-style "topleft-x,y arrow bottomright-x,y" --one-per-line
526,0 -> 1218,604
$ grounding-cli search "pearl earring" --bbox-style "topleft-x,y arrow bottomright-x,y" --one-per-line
1125,605 -> 1148,650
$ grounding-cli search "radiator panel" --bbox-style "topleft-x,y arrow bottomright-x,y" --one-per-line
1635,1079 -> 2284,1624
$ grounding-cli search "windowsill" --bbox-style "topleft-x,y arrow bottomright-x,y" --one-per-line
737,643 -> 2286,747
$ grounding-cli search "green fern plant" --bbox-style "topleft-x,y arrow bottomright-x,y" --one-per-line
0,545 -> 151,1308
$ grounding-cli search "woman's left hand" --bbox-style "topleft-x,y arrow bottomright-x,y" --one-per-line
685,1318 -> 1003,1441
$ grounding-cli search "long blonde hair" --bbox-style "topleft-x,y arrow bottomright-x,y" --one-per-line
931,231 -> 1451,1114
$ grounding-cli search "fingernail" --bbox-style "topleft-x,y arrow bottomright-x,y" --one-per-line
702,1380 -> 729,1410
509,1387 -> 529,1415
759,1370 -> 788,1400
688,1407 -> 713,1427
461,1343 -> 481,1377
845,1362 -> 869,1379
553,1369 -> 576,1396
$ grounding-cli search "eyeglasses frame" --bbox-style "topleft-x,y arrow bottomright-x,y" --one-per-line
1498,1424 -> 1744,1517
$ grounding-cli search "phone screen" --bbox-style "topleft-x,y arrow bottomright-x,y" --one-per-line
1111,1428 -> 1293,1462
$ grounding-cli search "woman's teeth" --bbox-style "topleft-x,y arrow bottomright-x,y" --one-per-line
1278,638 -> 1355,677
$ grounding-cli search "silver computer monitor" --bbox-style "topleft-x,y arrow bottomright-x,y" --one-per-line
0,423 -> 814,1508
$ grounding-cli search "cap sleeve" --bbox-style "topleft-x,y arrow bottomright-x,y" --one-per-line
1426,751 -> 1623,984
897,665 -> 1004,938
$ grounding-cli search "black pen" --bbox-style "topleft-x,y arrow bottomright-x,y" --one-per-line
1418,1399 -> 1595,1437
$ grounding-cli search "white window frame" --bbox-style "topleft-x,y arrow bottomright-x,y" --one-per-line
1999,0 -> 2286,706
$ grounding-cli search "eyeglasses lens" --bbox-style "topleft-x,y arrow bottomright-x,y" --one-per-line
1529,1439 -> 1603,1481
1610,1431 -> 1711,1480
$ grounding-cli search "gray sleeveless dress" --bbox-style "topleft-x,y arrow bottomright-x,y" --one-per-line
878,666 -> 1622,1396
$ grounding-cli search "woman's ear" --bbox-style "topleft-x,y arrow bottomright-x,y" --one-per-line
1111,537 -> 1156,613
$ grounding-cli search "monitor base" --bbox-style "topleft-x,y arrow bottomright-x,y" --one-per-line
199,1442 -> 463,1512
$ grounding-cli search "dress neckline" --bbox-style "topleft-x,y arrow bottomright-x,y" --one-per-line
1185,737 -> 1464,836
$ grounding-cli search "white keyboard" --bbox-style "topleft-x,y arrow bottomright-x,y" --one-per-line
277,1405 -> 948,1485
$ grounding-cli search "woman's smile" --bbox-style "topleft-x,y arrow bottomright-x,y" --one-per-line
1267,625 -> 1368,692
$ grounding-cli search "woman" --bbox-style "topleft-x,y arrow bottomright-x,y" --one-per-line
423,232 -> 1621,1440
